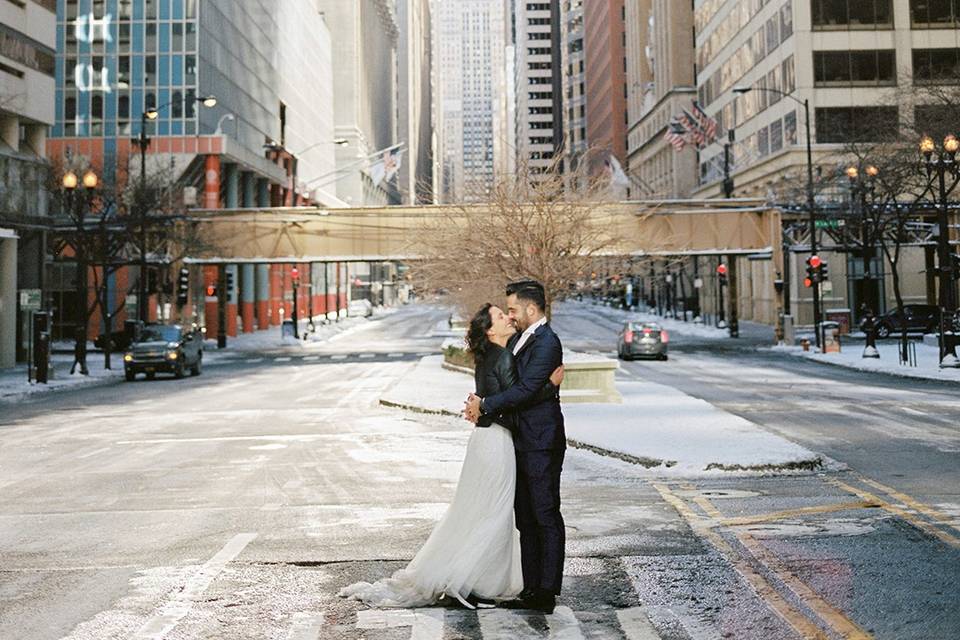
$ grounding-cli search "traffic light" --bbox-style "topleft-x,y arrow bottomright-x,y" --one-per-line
717,263 -> 727,286
176,267 -> 189,306
225,270 -> 234,292
805,255 -> 825,285
291,266 -> 300,284
206,283 -> 217,298
819,260 -> 829,281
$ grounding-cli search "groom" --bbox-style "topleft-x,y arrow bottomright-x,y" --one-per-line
465,280 -> 565,614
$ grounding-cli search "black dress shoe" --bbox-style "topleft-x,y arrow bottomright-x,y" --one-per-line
499,590 -> 556,614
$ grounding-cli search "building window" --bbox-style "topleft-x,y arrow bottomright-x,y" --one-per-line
812,0 -> 894,29
910,0 -> 960,27
813,50 -> 896,85
913,48 -> 960,83
815,106 -> 898,143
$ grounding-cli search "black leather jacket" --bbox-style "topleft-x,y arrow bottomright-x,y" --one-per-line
474,343 -> 558,430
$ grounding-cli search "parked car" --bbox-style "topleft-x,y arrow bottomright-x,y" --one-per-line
617,321 -> 668,360
124,323 -> 202,381
874,304 -> 940,338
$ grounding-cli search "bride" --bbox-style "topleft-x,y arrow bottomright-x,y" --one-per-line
339,303 -> 563,609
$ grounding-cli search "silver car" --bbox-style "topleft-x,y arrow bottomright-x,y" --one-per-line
617,321 -> 669,361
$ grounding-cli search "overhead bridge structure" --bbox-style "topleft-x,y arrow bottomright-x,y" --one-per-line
175,199 -> 784,340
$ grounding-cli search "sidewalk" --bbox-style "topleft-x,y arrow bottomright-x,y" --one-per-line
0,307 -> 397,404
774,339 -> 960,384
380,355 -> 825,476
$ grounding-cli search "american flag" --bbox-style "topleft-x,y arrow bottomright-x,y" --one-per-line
680,109 -> 706,148
664,119 -> 687,151
692,100 -> 719,143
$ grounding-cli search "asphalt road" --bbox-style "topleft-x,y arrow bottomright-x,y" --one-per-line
0,303 -> 958,639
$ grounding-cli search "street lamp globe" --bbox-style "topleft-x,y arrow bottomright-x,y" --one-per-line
845,166 -> 859,180
920,136 -> 936,156
865,165 -> 880,178
201,95 -> 217,108
82,170 -> 99,189
944,134 -> 959,155
145,109 -> 160,120
62,171 -> 78,190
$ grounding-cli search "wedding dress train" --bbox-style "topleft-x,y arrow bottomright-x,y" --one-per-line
339,423 -> 522,608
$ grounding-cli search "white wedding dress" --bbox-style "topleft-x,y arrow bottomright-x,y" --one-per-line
339,422 -> 523,608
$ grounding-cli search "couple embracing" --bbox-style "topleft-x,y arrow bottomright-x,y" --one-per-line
340,280 -> 567,614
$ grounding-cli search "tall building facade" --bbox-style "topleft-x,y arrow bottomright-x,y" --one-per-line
320,0 -> 400,206
582,0 -> 627,172
46,0 -> 342,342
625,0 -> 697,198
513,0 -> 564,179
0,0 -> 56,367
397,0 -> 434,204
433,0 -> 509,202
561,0 -> 586,170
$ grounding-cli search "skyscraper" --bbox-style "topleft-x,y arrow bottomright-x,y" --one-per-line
513,0 -> 563,180
583,0 -> 628,173
561,0 -> 587,171
397,0 -> 435,204
433,0 -> 509,202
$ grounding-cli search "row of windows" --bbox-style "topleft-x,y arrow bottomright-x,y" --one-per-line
529,91 -> 553,100
64,0 -> 198,21
529,76 -> 552,84
63,88 -> 198,122
62,20 -> 199,56
528,18 -> 551,26
526,3 -> 551,11
528,61 -> 552,70
529,136 -> 554,144
813,0 -> 960,28
715,56 -> 796,133
701,111 -> 798,184
529,106 -> 553,115
813,48 -> 960,86
528,32 -> 551,40
528,47 -> 551,55
698,0 -> 788,71
699,1 -> 793,108
815,106 -> 899,143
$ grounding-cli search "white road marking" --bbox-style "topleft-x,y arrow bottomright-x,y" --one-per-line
302,355 -> 320,361
477,608 -> 542,639
901,407 -> 928,416
245,358 -> 263,363
275,357 -> 292,362
285,612 -> 325,640
76,447 -> 111,460
331,354 -> 347,360
547,606 -> 586,639
389,353 -> 405,358
617,607 -> 662,639
357,608 -> 444,639
359,353 -> 375,359
131,532 -> 257,639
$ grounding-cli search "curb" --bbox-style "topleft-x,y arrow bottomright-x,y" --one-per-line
795,352 -> 960,385
377,400 -> 826,474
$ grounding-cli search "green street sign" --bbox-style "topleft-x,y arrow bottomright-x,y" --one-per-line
815,220 -> 840,229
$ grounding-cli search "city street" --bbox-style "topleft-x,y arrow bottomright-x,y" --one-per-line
1,304 -> 959,640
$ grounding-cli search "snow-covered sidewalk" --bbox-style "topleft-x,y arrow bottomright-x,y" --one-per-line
778,340 -> 960,383
380,355 -> 824,475
559,300 -> 730,339
0,351 -> 124,404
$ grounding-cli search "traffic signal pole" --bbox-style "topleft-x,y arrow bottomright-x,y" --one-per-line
217,265 -> 227,349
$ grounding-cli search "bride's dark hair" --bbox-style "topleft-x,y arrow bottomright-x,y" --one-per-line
466,303 -> 494,365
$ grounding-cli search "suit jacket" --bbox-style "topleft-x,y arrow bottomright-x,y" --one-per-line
474,344 -> 559,430
482,322 -> 565,452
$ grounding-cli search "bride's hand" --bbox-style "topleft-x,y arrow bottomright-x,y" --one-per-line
550,365 -> 564,386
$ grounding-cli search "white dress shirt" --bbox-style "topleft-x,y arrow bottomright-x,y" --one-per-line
513,316 -> 547,355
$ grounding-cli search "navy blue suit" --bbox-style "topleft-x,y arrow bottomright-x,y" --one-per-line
481,322 -> 566,595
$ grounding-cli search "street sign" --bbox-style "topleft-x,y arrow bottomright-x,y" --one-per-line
814,220 -> 842,229
693,278 -> 703,289
19,289 -> 41,311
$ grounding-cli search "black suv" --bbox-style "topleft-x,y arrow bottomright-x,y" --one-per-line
874,304 -> 940,338
124,324 -> 203,381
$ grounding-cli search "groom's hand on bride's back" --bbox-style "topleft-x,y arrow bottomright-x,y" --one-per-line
463,393 -> 481,424
550,365 -> 564,387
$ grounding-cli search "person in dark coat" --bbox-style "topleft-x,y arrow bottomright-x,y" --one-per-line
465,280 -> 566,614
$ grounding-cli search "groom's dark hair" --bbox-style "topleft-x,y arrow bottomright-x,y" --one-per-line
506,280 -> 546,312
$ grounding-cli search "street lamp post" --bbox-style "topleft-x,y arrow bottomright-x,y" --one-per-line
733,86 -> 822,349
134,94 -> 216,324
846,165 -> 881,359
62,169 -> 99,376
920,134 -> 960,368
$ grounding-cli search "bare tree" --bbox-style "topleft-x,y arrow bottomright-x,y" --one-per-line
412,151 -> 639,317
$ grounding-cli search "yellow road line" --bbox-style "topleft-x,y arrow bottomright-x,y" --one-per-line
691,494 -> 873,640
825,478 -> 960,549
651,483 -> 831,640
719,501 -> 880,527
854,474 -> 960,535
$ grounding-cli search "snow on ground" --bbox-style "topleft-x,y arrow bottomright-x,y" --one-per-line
560,300 -> 730,339
0,350 -> 124,403
773,339 -> 960,383
380,355 -> 823,475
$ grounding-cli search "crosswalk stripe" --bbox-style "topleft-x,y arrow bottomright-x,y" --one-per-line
546,606 -> 586,639
285,612 -> 325,640
132,533 -> 257,639
616,607 -> 661,639
356,608 -> 444,639
477,608 -> 542,639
